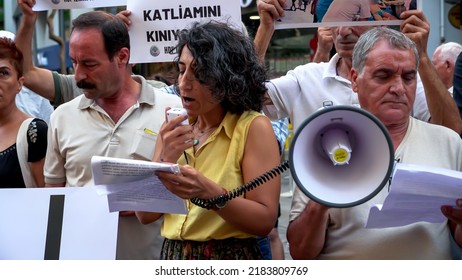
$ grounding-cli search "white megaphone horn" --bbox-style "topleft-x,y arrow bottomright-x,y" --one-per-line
289,105 -> 394,208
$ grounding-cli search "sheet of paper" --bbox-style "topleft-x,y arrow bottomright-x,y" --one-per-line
275,0 -> 421,30
91,156 -> 187,214
366,163 -> 462,228
91,155 -> 181,185
127,0 -> 241,63
33,0 -> 126,11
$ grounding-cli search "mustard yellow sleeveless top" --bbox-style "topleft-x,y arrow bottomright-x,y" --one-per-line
161,110 -> 263,241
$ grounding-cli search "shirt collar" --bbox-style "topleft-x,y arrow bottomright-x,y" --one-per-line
324,53 -> 341,79
323,54 -> 351,84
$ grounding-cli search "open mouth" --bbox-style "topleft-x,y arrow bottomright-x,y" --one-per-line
182,96 -> 195,103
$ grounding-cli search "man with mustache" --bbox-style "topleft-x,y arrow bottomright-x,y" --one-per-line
255,0 -> 462,259
16,0 -> 182,259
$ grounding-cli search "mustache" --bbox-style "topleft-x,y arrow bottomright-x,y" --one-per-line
76,80 -> 96,89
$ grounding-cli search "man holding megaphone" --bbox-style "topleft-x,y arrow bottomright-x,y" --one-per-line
256,0 -> 462,259
287,27 -> 462,260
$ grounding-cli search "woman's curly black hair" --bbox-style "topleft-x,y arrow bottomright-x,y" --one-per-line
174,20 -> 267,115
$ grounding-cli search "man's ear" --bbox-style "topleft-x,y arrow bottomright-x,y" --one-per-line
118,47 -> 130,65
446,60 -> 453,73
350,68 -> 359,92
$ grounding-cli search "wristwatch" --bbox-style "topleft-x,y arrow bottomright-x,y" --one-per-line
214,199 -> 228,210
211,189 -> 229,211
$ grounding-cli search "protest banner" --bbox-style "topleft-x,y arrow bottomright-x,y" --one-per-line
127,0 -> 241,63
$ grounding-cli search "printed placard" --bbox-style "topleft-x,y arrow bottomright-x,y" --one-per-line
33,0 -> 126,11
275,0 -> 421,29
127,0 -> 241,63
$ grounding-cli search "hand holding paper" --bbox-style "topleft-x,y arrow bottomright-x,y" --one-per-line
366,163 -> 462,228
91,156 -> 187,214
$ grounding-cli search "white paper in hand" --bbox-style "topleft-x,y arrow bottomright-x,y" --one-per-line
91,156 -> 187,214
366,163 -> 462,228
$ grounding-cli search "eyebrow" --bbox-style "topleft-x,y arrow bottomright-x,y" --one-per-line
373,67 -> 417,75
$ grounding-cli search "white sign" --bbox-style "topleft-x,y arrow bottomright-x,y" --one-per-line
127,0 -> 242,63
33,0 -> 126,11
0,186 -> 118,260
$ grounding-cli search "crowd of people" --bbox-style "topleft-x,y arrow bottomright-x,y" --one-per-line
1,0 -> 461,260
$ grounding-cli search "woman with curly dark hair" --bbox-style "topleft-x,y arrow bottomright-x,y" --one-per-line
136,20 -> 281,260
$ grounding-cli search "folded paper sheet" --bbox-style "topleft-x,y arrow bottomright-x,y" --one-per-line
366,163 -> 462,228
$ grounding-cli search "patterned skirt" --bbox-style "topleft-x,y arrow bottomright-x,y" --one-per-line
160,237 -> 264,260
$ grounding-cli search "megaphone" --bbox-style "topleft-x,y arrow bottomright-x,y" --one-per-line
289,105 -> 394,208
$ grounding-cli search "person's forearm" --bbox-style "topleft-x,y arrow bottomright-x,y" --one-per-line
254,22 -> 275,63
16,10 -> 57,101
286,201 -> 329,259
312,27 -> 333,63
16,9 -> 37,80
419,55 -> 462,134
312,48 -> 330,63
217,196 -> 279,237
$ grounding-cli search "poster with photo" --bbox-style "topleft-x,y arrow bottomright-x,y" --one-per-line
275,0 -> 421,30
33,0 -> 126,11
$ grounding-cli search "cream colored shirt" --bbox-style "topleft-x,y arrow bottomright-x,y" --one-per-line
45,74 -> 182,259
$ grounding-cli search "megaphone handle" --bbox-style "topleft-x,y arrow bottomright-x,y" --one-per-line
190,161 -> 290,210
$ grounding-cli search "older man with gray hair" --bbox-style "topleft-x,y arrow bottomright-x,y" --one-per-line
432,42 -> 462,95
287,27 -> 462,260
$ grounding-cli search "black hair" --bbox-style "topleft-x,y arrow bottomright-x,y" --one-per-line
174,20 -> 267,115
71,11 -> 130,61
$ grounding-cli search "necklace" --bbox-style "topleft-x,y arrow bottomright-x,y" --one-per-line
192,123 -> 217,146
195,126 -> 217,137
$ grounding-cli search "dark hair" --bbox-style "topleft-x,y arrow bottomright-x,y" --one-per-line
0,37 -> 23,77
174,20 -> 267,114
71,11 -> 130,61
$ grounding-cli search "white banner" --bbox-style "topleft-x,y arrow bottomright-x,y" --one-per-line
33,0 -> 126,11
127,0 -> 242,63
0,186 -> 118,260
